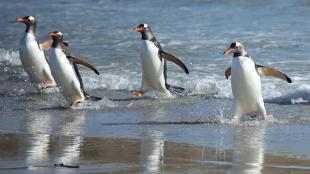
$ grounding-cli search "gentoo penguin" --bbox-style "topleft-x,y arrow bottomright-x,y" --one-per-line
48,31 -> 101,108
16,16 -> 56,91
223,41 -> 292,119
132,23 -> 189,97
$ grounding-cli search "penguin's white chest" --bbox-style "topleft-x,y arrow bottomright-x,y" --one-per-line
231,56 -> 264,114
140,40 -> 168,93
18,33 -> 54,86
49,48 -> 84,103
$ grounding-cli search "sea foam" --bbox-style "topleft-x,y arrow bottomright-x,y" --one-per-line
0,49 -> 21,66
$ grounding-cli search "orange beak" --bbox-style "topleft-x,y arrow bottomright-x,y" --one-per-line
133,26 -> 143,32
223,47 -> 235,56
16,17 -> 26,23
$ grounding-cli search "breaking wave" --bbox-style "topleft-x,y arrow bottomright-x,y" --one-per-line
0,49 -> 21,66
0,48 -> 308,105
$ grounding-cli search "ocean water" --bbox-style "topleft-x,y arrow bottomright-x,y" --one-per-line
0,0 -> 310,173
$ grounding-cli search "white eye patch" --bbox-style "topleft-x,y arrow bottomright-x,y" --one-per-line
143,23 -> 148,28
235,41 -> 242,47
28,16 -> 35,21
57,32 -> 63,36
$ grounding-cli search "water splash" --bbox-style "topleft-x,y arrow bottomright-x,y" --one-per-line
0,49 -> 21,66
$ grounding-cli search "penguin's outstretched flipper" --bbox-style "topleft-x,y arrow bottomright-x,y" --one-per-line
256,64 -> 292,83
160,51 -> 189,74
166,84 -> 186,95
68,56 -> 100,75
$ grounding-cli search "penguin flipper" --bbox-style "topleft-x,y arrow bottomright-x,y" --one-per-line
166,84 -> 186,95
256,64 -> 292,83
40,40 -> 53,50
160,51 -> 189,74
68,56 -> 99,75
225,66 -> 231,79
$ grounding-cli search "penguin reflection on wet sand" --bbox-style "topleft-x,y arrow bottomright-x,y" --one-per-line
132,23 -> 189,97
224,41 -> 292,120
16,16 -> 56,92
48,31 -> 101,108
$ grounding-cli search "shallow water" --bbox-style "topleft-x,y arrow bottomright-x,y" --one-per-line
0,126 -> 310,174
0,0 -> 310,173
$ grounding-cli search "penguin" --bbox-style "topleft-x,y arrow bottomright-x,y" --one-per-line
132,23 -> 189,97
223,41 -> 292,119
16,16 -> 56,91
48,31 -> 101,108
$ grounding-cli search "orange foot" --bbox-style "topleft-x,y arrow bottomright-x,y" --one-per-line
63,98 -> 84,109
131,90 -> 145,97
45,81 -> 56,88
40,82 -> 56,90
45,83 -> 56,89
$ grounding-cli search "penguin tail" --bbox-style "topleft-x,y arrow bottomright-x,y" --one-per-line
84,93 -> 102,101
166,84 -> 186,96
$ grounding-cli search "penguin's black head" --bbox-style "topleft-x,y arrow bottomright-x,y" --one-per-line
16,16 -> 36,25
133,23 -> 155,40
133,23 -> 151,33
16,16 -> 36,33
223,41 -> 247,57
48,31 -> 64,42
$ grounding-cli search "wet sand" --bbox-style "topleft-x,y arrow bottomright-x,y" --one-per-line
0,132 -> 309,174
